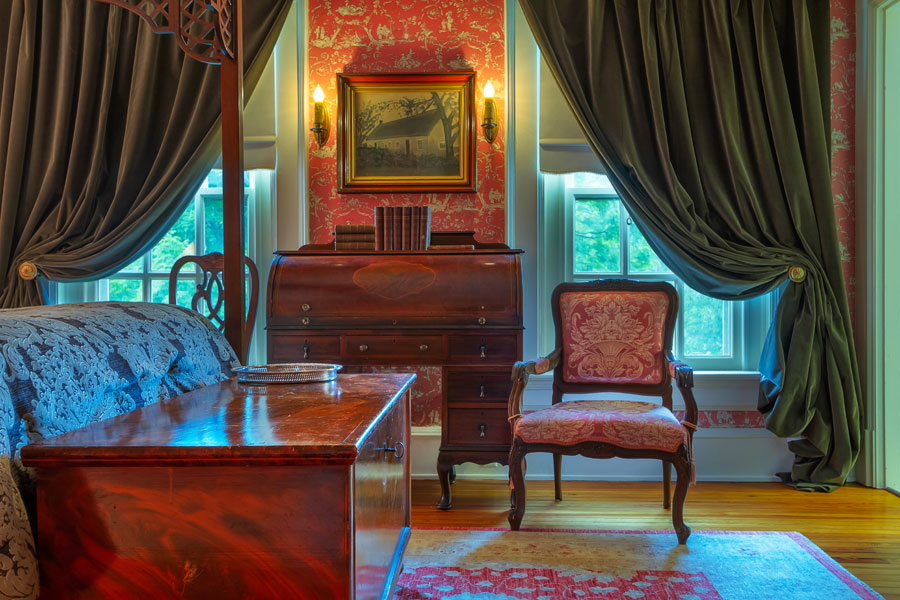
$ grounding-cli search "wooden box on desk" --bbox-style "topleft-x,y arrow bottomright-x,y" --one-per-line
267,232 -> 524,509
21,373 -> 414,600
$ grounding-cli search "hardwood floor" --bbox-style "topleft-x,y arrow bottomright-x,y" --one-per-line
411,479 -> 900,599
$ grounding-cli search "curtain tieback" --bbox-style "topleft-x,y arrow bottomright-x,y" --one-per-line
788,265 -> 807,283
17,262 -> 38,280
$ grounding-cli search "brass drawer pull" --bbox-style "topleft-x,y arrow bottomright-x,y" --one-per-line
359,344 -> 369,352
301,303 -> 311,312
377,441 -> 405,459
302,339 -> 310,359
301,317 -> 310,325
478,423 -> 487,438
419,344 -> 430,352
478,317 -> 486,325
479,383 -> 485,398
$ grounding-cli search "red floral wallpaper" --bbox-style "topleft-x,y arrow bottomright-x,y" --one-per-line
831,0 -> 856,316
306,0 -> 507,245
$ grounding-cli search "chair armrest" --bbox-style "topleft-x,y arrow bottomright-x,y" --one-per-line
667,352 -> 698,430
511,348 -> 561,382
507,348 -> 561,432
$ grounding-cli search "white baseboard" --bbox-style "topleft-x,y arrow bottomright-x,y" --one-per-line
410,425 -> 794,483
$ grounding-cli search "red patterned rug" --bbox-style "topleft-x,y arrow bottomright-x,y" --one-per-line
394,528 -> 883,600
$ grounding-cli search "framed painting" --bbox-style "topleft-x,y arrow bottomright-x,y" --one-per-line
337,72 -> 476,193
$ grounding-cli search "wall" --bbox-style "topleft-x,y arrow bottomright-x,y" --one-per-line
305,0 -> 508,244
832,0 -> 856,315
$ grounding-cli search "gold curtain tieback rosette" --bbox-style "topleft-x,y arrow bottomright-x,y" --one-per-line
788,265 -> 806,283
17,262 -> 38,280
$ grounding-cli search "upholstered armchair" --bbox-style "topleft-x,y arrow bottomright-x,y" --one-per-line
506,280 -> 698,544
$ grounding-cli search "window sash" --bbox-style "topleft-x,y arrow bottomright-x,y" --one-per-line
539,172 -> 772,371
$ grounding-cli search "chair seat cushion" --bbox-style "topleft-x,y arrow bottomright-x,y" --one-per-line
514,400 -> 688,453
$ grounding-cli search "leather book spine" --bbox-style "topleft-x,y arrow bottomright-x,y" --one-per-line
392,208 -> 402,251
334,224 -> 375,235
411,207 -> 420,250
401,207 -> 412,250
375,207 -> 385,251
335,241 -> 376,250
385,207 -> 394,250
334,233 -> 375,242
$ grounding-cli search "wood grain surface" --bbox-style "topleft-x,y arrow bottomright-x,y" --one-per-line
22,374 -> 415,466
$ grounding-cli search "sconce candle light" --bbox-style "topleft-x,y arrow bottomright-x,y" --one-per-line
481,81 -> 498,143
311,84 -> 330,147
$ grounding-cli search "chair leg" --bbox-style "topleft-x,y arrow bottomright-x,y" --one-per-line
662,460 -> 672,509
509,457 -> 527,509
672,449 -> 692,544
553,453 -> 563,501
508,443 -> 527,530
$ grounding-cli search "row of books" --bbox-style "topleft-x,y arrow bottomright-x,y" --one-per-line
334,224 -> 376,250
374,206 -> 431,250
333,206 -> 433,251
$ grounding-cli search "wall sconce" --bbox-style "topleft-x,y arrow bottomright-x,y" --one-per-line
310,84 -> 330,147
481,81 -> 498,144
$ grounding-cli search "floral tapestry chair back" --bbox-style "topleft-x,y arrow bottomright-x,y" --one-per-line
554,282 -> 675,389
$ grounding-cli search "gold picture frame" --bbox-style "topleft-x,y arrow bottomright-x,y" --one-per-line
337,72 -> 476,193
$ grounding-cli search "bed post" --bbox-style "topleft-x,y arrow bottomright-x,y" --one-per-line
219,0 -> 247,363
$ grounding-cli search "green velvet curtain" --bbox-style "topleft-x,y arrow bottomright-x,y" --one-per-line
0,0 -> 291,308
520,0 -> 861,491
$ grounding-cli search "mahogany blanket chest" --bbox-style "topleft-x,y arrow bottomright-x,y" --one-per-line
21,373 -> 414,599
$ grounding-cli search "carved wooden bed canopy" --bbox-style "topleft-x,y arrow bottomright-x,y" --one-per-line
94,0 -> 249,362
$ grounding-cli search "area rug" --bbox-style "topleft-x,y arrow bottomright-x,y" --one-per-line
394,528 -> 883,600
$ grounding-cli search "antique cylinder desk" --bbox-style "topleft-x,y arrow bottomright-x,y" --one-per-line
267,233 -> 524,509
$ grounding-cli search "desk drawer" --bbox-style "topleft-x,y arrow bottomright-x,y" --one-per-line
448,335 -> 519,363
268,334 -> 341,362
446,370 -> 512,404
343,335 -> 445,362
446,408 -> 511,447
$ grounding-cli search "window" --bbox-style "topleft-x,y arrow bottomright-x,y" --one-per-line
102,170 -> 252,305
54,169 -> 274,362
540,172 -> 773,371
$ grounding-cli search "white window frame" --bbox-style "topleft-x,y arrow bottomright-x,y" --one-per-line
539,172 -> 774,372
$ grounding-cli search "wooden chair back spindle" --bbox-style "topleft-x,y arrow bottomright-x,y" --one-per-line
168,252 -> 259,359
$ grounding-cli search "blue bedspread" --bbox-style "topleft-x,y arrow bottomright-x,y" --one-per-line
0,302 -> 238,599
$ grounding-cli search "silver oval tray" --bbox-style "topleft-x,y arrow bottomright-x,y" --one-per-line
234,363 -> 342,384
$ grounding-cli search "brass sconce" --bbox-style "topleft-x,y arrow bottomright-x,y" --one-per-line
481,81 -> 498,143
310,85 -> 330,147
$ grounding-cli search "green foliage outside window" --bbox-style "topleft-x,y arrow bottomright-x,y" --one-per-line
107,170 -> 251,314
572,192 -> 727,357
